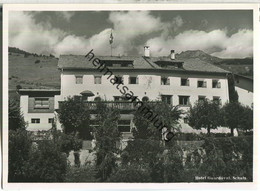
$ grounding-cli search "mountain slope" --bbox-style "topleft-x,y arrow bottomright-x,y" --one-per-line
9,50 -> 60,92
176,50 -> 222,64
176,50 -> 253,77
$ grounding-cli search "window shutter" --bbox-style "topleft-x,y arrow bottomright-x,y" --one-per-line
167,78 -> 170,85
217,82 -> 221,88
136,76 -> 139,84
187,79 -> 190,86
203,81 -> 207,88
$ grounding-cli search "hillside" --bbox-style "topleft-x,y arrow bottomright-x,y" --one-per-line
9,49 -> 60,94
176,50 -> 222,64
176,50 -> 253,78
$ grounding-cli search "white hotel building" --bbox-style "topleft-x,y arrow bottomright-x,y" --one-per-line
19,47 -> 231,136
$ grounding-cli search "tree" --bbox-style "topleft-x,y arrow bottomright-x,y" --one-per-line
57,96 -> 92,140
16,84 -> 22,91
132,102 -> 182,140
9,99 -> 26,131
108,164 -> 151,182
94,102 -> 121,181
24,140 -> 68,182
222,102 -> 253,136
227,74 -> 239,103
9,129 -> 68,182
188,99 -> 223,135
8,129 -> 32,182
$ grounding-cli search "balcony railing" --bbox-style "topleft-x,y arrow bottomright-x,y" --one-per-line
58,101 -> 162,112
84,101 -> 136,110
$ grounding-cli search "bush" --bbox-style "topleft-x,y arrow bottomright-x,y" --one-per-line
9,130 -> 68,182
8,129 -> 32,182
198,136 -> 253,182
9,99 -> 26,131
35,60 -> 40,64
65,165 -> 97,182
24,140 -> 68,182
109,164 -> 151,182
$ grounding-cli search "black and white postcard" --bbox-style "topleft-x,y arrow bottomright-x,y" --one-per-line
2,3 -> 259,190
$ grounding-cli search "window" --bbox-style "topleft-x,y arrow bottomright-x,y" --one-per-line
197,80 -> 207,88
179,96 -> 190,106
94,76 -> 102,84
198,96 -> 206,102
161,95 -> 172,105
181,78 -> 190,86
48,118 -> 54,124
161,77 -> 170,85
31,118 -> 40,123
113,63 -> 121,67
118,120 -> 131,132
183,117 -> 188,124
34,98 -> 49,109
114,76 -> 124,84
129,76 -> 138,84
114,96 -> 128,101
75,76 -> 83,84
212,80 -> 221,88
213,96 -> 221,104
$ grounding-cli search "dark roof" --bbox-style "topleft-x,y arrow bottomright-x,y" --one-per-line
18,89 -> 60,95
58,55 -> 229,74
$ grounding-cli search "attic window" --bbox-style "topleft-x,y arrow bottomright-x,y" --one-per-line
101,60 -> 133,68
155,61 -> 183,69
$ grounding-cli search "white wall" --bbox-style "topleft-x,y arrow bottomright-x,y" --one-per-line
60,71 -> 229,107
20,95 -> 55,131
235,86 -> 253,107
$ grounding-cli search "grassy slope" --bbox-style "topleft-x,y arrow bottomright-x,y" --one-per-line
9,53 -> 60,91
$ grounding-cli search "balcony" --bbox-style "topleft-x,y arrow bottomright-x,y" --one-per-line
58,101 -> 162,114
85,101 -> 136,111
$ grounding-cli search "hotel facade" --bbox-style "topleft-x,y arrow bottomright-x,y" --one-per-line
19,47 -> 231,137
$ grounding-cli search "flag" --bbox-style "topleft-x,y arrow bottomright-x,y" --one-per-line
109,30 -> 113,44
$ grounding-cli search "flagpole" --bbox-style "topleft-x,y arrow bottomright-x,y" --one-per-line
111,43 -> 112,57
109,29 -> 113,57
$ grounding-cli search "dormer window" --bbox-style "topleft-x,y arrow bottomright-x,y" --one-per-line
154,61 -> 183,69
161,77 -> 170,85
101,60 -> 133,68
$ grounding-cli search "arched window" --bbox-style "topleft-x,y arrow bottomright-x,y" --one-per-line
94,97 -> 101,102
142,96 -> 149,102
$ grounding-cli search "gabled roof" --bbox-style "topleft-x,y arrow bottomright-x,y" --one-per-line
58,55 -> 229,74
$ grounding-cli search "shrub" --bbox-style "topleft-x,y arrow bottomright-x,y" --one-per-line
24,140 -> 68,182
65,165 -> 97,182
109,164 -> 151,182
9,99 -> 26,131
199,136 -> 253,182
8,129 -> 32,182
188,99 -> 223,135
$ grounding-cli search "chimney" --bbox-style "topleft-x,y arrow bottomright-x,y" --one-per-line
144,46 -> 150,58
170,50 -> 175,60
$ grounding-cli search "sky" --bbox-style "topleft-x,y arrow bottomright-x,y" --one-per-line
9,10 -> 253,58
